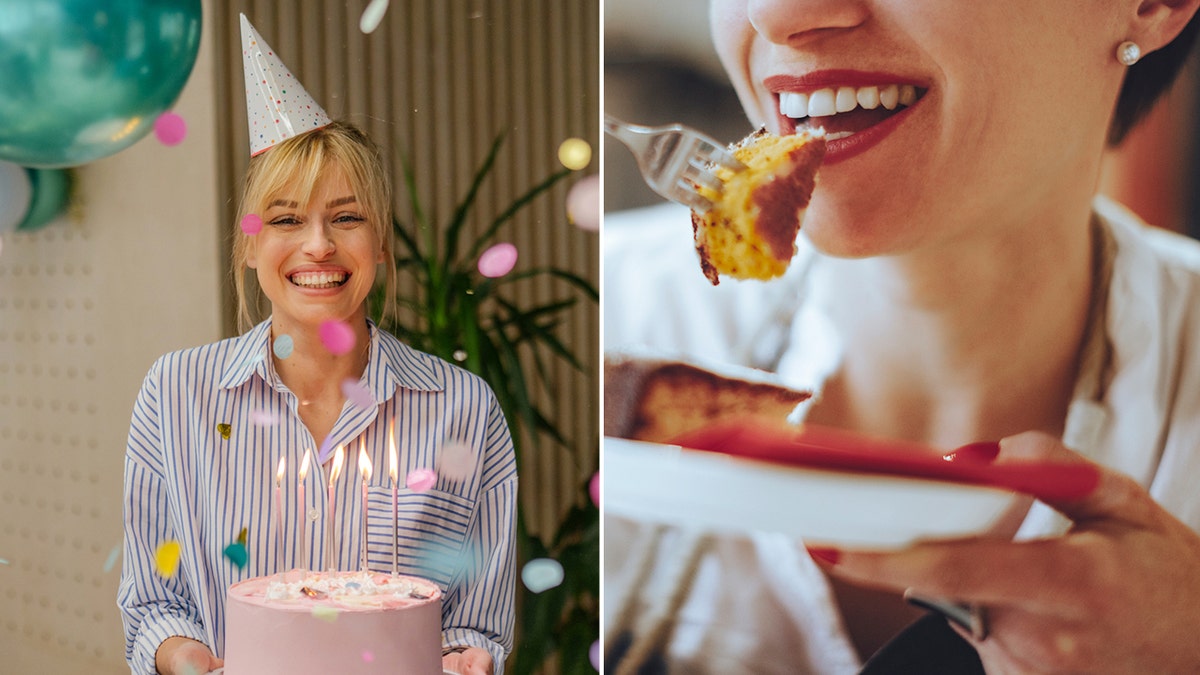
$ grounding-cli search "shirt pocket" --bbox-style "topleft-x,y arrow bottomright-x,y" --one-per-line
365,485 -> 475,590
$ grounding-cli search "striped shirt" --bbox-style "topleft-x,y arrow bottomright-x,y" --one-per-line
117,318 -> 517,674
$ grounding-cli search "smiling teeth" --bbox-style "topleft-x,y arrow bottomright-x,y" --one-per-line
291,271 -> 347,288
780,84 -> 918,119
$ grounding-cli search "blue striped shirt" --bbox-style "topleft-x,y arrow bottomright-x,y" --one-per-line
117,318 -> 517,674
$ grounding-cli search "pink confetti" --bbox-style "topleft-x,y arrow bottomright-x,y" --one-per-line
319,319 -> 356,355
240,213 -> 263,235
588,471 -> 599,507
406,468 -> 437,492
590,640 -> 600,671
477,242 -> 518,278
437,441 -> 476,481
361,650 -> 375,663
340,378 -> 375,409
567,174 -> 600,232
154,112 -> 188,146
317,436 -> 335,464
250,408 -> 280,426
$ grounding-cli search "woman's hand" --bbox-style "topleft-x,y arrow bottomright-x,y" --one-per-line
822,431 -> 1200,674
442,646 -> 494,675
155,636 -> 223,675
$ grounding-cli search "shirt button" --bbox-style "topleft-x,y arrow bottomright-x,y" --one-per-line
308,508 -> 320,522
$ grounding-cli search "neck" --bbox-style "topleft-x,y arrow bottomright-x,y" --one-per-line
270,314 -> 372,402
814,201 -> 1096,447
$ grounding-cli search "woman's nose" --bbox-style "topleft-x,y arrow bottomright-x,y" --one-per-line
746,0 -> 869,47
301,220 -> 336,258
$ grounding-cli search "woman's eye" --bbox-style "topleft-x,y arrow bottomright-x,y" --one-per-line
334,213 -> 365,227
268,216 -> 301,226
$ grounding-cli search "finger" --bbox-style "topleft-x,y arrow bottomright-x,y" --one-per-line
998,431 -> 1156,527
827,537 -> 1104,614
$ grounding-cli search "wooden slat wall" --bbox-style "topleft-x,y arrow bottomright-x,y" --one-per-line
212,0 -> 600,538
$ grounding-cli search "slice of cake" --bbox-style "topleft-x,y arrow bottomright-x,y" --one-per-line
691,127 -> 826,285
604,353 -> 812,444
223,570 -> 443,674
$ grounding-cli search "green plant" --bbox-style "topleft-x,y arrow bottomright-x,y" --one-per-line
373,133 -> 599,675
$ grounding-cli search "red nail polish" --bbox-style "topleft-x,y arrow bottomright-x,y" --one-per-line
942,441 -> 1000,464
806,546 -> 840,566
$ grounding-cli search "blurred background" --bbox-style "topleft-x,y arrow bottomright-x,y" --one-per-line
604,0 -> 1200,240
0,1 -> 598,673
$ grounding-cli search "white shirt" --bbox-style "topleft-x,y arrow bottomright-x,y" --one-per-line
602,197 -> 1200,673
118,318 -> 517,674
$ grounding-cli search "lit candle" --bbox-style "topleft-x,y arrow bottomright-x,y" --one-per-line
275,456 -> 286,576
297,448 -> 312,576
326,445 -> 345,571
388,418 -> 399,576
358,438 -> 373,573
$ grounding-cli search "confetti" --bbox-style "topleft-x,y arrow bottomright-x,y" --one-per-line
590,639 -> 600,671
359,0 -> 389,34
319,319 -> 356,355
154,112 -> 188,146
438,441 -> 476,481
477,242 -> 518,278
217,423 -> 232,440
340,378 -> 375,409
406,468 -> 437,492
452,349 -> 468,362
317,435 -> 336,464
312,605 -> 339,622
361,650 -> 375,663
588,471 -> 599,507
236,527 -> 248,547
567,174 -> 600,232
521,558 -> 564,594
155,541 -> 182,578
240,213 -> 263,235
0,557 -> 9,565
103,545 -> 121,573
0,236 -> 4,259
557,138 -> 592,170
223,542 -> 248,569
273,333 -> 294,359
250,408 -> 280,426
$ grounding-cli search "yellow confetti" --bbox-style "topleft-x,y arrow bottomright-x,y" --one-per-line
236,527 -> 248,547
558,138 -> 592,170
217,423 -> 232,440
155,541 -> 182,578
311,605 -> 339,622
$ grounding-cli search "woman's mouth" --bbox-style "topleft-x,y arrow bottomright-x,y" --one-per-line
289,271 -> 348,289
778,84 -> 923,139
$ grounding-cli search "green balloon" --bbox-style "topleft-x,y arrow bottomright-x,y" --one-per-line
0,0 -> 202,168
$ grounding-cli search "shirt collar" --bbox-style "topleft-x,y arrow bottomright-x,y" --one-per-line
217,317 -> 446,398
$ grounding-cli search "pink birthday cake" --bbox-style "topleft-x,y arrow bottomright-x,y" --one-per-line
223,570 -> 443,674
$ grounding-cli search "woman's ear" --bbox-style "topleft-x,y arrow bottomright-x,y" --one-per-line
1132,0 -> 1200,53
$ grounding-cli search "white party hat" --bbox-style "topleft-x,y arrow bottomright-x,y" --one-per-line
240,14 -> 332,156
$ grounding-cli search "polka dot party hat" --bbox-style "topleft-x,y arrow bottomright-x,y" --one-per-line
240,14 -> 331,156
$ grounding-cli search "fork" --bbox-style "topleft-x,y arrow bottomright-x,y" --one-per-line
604,114 -> 745,212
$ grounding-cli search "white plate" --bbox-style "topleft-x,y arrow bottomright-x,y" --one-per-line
603,436 -> 1016,549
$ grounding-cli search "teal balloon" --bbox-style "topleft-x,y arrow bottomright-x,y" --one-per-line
18,167 -> 72,231
0,0 -> 202,168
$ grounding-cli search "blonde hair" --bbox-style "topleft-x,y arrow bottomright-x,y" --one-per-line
232,121 -> 397,332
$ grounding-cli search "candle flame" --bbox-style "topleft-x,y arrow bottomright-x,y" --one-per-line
331,445 -> 346,482
359,437 -> 373,481
298,448 -> 312,481
276,456 -> 286,486
388,418 -> 398,484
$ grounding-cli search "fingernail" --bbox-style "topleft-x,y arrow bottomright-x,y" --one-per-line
806,546 -> 840,566
942,441 -> 1000,464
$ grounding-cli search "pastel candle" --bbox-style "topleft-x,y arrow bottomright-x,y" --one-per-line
274,456 -> 286,575
388,418 -> 398,576
358,439 -> 373,573
297,448 -> 312,575
326,445 -> 345,571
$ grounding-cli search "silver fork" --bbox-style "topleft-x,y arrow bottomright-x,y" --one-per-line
604,114 -> 745,212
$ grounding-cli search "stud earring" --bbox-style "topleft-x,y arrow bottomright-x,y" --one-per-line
1117,41 -> 1141,66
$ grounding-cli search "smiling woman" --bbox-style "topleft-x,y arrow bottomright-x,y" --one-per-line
603,0 -> 1200,673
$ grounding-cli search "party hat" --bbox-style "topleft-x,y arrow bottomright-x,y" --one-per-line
240,14 -> 331,156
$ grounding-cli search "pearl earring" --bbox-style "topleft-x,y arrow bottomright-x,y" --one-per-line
1117,41 -> 1141,66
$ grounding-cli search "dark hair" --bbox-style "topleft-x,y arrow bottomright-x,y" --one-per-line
1110,15 -> 1200,145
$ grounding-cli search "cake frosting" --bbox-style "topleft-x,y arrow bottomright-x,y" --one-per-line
223,570 -> 443,674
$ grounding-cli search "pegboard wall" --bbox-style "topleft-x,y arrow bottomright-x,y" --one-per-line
0,3 -> 223,671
